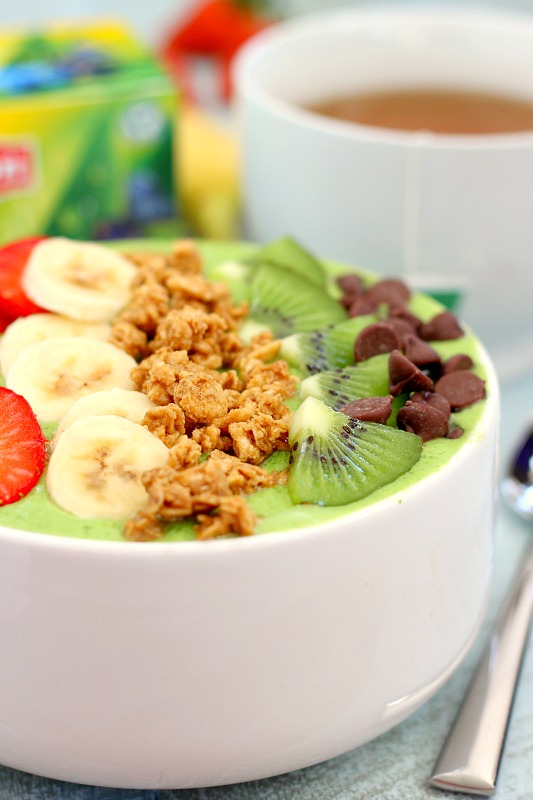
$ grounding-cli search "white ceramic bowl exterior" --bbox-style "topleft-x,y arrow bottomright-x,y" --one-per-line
234,7 -> 533,379
0,354 -> 499,789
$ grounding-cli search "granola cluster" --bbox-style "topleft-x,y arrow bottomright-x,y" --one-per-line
110,241 -> 296,541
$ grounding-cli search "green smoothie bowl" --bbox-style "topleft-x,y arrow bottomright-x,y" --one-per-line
0,236 -> 498,788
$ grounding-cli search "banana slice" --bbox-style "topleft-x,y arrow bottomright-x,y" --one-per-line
0,312 -> 111,377
46,415 -> 168,519
6,336 -> 137,422
51,388 -> 155,449
22,237 -> 137,322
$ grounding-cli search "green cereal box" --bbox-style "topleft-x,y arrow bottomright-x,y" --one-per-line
0,21 -> 182,244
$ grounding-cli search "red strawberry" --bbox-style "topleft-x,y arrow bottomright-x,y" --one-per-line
0,237 -> 47,331
0,386 -> 47,506
0,306 -> 13,334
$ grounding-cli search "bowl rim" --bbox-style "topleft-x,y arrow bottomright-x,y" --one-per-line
233,4 -> 533,151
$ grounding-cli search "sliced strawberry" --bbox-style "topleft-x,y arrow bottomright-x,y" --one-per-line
0,236 -> 47,329
0,306 -> 13,334
0,386 -> 47,506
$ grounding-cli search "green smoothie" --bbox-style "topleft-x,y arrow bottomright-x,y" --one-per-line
0,240 -> 488,542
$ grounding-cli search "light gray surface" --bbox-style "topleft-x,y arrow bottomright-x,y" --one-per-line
0,372 -> 531,799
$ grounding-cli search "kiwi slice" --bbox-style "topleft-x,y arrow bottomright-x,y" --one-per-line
280,314 -> 377,376
250,236 -> 326,285
300,354 -> 390,409
247,263 -> 346,338
287,396 -> 422,505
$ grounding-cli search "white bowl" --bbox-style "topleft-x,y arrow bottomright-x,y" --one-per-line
0,382 -> 498,788
0,241 -> 499,789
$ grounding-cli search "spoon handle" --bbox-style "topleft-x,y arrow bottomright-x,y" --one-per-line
430,537 -> 533,796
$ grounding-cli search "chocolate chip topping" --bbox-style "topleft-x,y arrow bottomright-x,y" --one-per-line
354,322 -> 400,362
388,305 -> 422,334
434,370 -> 486,410
386,316 -> 417,340
409,391 -> 451,419
340,292 -> 360,309
401,333 -> 441,369
443,353 -> 474,373
337,274 -> 416,320
388,350 -> 434,396
347,297 -> 377,318
339,395 -> 393,424
337,273 -> 363,295
419,311 -> 464,341
397,403 -> 449,442
447,426 -> 464,440
365,278 -> 411,306
334,271 -> 485,445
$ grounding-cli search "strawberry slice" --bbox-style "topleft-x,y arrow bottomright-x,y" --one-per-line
0,387 -> 47,506
0,236 -> 47,331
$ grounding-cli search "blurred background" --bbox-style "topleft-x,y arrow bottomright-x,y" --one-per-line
2,0 -> 533,247
0,0 -> 191,47
3,0 -> 533,46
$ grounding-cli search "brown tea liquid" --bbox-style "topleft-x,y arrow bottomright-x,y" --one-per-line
308,88 -> 533,134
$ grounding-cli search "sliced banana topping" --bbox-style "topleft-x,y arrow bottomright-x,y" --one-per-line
6,336 -> 137,422
0,312 -> 111,376
22,237 -> 137,322
46,415 -> 169,519
51,388 -> 155,449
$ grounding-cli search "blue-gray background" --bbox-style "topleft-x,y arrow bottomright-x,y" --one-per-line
0,0 -> 533,45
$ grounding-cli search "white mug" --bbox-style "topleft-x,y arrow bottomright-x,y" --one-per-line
234,6 -> 533,379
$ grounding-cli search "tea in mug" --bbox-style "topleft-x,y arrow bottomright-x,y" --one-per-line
308,87 -> 533,134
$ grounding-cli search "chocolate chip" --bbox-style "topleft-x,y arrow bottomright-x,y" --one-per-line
365,278 -> 411,306
389,350 -> 434,396
386,316 -> 417,339
419,311 -> 464,341
397,403 -> 449,442
409,391 -> 451,419
401,333 -> 442,369
339,395 -> 393,424
434,370 -> 486,410
337,273 -> 363,295
447,426 -> 464,439
443,353 -> 474,373
388,305 -> 422,334
354,322 -> 400,362
340,292 -> 360,309
348,297 -> 377,317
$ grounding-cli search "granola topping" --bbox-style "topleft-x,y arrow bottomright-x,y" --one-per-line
112,242 -> 294,541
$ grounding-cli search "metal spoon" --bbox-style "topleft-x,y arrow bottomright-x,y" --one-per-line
430,426 -> 533,796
